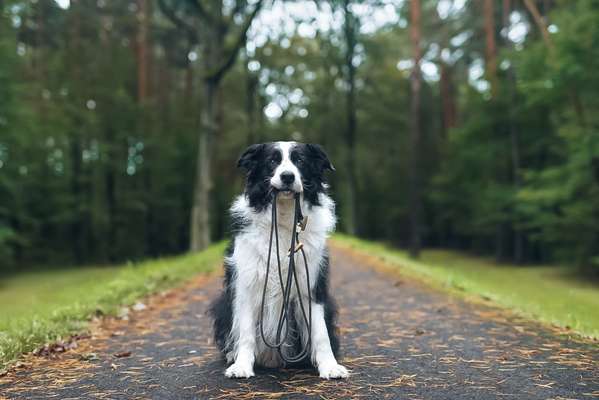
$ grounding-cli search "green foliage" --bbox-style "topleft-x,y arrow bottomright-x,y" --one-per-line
511,0 -> 599,269
428,0 -> 599,269
0,0 -> 598,272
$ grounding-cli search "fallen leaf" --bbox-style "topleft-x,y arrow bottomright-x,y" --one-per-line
117,307 -> 130,319
80,353 -> 99,361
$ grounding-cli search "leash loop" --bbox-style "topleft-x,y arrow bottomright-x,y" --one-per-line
259,191 -> 312,363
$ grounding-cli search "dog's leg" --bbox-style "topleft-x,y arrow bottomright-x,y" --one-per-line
310,302 -> 349,379
225,281 -> 256,378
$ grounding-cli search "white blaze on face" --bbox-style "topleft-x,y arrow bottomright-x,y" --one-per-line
270,141 -> 303,194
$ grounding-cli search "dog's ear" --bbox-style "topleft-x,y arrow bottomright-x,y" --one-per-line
307,144 -> 335,172
237,144 -> 265,171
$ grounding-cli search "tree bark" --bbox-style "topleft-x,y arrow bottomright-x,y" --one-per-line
68,0 -> 85,263
440,62 -> 457,137
105,128 -> 117,263
483,0 -> 497,95
503,0 -> 511,27
245,58 -> 258,145
503,0 -> 524,263
484,0 -> 509,261
523,0 -> 554,52
343,0 -> 358,236
185,62 -> 194,110
408,0 -> 422,258
136,0 -> 149,102
156,0 -> 264,251
186,0 -> 263,252
136,0 -> 155,256
190,11 -> 224,252
506,67 -> 524,263
190,78 -> 217,251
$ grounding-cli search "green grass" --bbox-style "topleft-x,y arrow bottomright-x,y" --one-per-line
333,235 -> 599,339
0,242 -> 226,370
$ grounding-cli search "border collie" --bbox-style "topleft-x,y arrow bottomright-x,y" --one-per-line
210,141 -> 349,379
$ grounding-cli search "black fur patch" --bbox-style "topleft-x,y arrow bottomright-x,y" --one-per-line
209,241 -> 235,356
312,249 -> 340,357
236,142 -> 334,211
290,144 -> 335,207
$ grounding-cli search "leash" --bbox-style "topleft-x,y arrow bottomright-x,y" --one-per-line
259,191 -> 312,363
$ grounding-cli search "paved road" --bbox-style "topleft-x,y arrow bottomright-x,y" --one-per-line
1,245 -> 598,399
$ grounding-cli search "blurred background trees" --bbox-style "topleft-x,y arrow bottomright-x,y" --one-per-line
1,0 -> 598,273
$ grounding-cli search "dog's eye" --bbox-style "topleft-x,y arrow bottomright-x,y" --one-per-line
269,159 -> 278,167
296,158 -> 304,167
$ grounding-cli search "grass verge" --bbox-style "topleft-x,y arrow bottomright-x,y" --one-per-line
332,235 -> 599,339
0,241 -> 226,370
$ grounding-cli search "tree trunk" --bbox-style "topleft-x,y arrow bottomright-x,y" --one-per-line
343,0 -> 358,236
105,128 -> 117,262
185,62 -> 194,110
503,0 -> 524,263
503,0 -> 511,28
484,0 -> 508,262
523,0 -> 553,52
136,0 -> 155,256
246,61 -> 258,145
408,0 -> 422,258
170,0 -> 262,252
483,0 -> 497,95
440,62 -> 457,137
69,0 -> 84,263
507,65 -> 523,263
70,137 -> 84,263
190,78 -> 217,251
136,0 -> 149,102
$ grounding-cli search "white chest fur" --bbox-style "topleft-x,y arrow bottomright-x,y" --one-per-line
226,193 -> 336,366
228,193 -> 335,288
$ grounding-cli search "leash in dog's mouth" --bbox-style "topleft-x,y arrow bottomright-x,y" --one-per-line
259,190 -> 312,363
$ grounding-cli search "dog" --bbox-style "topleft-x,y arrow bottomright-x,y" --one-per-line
209,141 -> 349,379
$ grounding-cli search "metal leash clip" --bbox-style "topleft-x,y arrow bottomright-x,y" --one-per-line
287,242 -> 304,256
297,215 -> 308,233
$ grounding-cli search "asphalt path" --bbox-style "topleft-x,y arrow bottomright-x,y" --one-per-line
1,245 -> 598,399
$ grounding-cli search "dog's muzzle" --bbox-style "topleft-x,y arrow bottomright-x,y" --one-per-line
271,172 -> 303,196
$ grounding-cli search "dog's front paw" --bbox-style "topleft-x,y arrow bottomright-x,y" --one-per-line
318,361 -> 349,379
225,362 -> 255,379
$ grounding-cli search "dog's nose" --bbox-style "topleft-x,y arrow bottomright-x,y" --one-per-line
280,171 -> 295,185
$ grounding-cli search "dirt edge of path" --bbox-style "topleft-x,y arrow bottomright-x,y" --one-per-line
0,270 -> 222,386
329,240 -> 599,346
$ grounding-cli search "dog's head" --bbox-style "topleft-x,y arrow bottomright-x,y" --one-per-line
237,141 -> 335,210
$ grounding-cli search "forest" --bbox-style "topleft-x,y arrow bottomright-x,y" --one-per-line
1,0 -> 598,273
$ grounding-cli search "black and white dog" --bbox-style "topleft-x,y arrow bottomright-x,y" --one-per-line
210,141 -> 349,379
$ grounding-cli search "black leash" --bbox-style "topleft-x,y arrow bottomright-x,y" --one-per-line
259,191 -> 312,363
